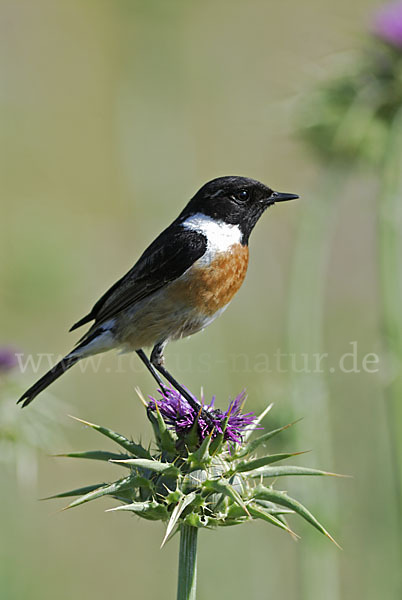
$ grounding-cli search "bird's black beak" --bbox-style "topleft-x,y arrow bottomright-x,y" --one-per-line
271,191 -> 299,203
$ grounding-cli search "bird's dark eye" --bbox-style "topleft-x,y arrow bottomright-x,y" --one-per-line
235,189 -> 250,202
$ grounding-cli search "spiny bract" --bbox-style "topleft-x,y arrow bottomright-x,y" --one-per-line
48,387 -> 340,547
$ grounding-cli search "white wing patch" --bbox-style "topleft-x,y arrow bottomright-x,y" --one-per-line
182,213 -> 242,266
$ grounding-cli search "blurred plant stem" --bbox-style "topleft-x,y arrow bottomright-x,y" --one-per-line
378,106 -> 402,539
177,525 -> 198,600
287,168 -> 343,600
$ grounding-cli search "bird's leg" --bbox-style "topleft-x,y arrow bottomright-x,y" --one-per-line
136,349 -> 165,389
150,343 -> 207,417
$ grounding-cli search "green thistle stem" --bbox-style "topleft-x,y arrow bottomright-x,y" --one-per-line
286,166 -> 343,600
378,107 -> 402,540
177,524 -> 198,600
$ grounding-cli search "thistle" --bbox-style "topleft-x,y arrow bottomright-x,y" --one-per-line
0,346 -> 18,372
373,1 -> 402,48
48,386 -> 340,599
0,346 -> 68,486
298,3 -> 402,166
296,1 -> 402,562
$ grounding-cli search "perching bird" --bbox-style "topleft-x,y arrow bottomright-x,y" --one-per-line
18,176 -> 298,410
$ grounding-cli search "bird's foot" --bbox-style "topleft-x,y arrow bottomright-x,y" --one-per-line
138,345 -> 214,427
150,344 -> 165,368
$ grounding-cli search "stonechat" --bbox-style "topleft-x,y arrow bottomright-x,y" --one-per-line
18,176 -> 298,410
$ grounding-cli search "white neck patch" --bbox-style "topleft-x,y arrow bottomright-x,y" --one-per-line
182,213 -> 242,265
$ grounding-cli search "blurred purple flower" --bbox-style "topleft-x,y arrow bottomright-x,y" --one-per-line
373,1 -> 402,48
0,347 -> 18,373
148,387 -> 256,445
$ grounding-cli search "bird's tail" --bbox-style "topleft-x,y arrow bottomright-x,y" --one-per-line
17,354 -> 80,408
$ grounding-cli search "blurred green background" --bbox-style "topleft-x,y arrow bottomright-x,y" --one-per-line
1,0 -> 400,599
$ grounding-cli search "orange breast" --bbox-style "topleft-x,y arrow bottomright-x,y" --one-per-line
169,243 -> 249,316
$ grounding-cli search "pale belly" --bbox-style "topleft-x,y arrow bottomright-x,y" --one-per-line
116,292 -> 227,351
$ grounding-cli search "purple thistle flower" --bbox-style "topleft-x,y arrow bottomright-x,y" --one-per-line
148,387 -> 257,445
373,1 -> 402,48
0,346 -> 18,373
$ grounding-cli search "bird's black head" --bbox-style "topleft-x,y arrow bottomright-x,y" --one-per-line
179,176 -> 298,244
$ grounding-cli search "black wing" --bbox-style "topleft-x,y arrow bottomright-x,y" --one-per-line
70,222 -> 207,331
